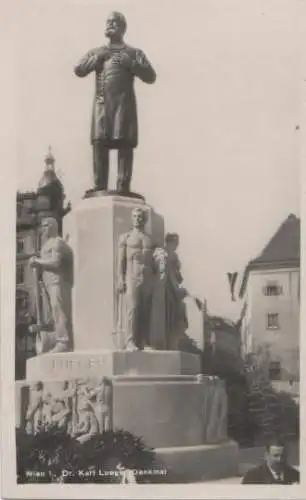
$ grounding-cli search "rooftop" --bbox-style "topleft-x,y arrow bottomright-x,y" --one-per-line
239,214 -> 300,298
249,213 -> 300,266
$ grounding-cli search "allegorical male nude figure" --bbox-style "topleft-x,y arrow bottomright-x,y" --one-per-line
117,207 -> 154,350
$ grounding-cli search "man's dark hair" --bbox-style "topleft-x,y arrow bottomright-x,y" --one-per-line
165,233 -> 179,244
265,436 -> 287,452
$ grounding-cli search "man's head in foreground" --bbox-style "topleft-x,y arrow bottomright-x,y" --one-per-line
264,438 -> 287,473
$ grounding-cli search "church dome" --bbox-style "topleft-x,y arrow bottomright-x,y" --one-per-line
38,147 -> 64,194
37,147 -> 65,214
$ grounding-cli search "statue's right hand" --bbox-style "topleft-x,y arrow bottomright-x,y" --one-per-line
96,48 -> 111,63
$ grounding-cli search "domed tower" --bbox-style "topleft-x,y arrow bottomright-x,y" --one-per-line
36,147 -> 69,235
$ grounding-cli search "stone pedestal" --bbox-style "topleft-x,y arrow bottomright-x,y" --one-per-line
17,194 -> 238,482
20,350 -> 238,481
63,195 -> 164,351
17,367 -> 238,481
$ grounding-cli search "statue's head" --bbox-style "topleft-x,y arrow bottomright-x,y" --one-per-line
105,11 -> 127,39
40,216 -> 59,240
165,232 -> 179,252
44,392 -> 53,403
131,207 -> 147,229
153,247 -> 168,277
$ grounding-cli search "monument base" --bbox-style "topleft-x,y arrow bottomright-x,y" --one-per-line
17,372 -> 231,443
17,350 -> 238,482
16,370 -> 238,481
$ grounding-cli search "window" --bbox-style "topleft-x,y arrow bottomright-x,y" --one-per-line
23,199 -> 35,210
36,195 -> 51,211
263,281 -> 282,296
267,313 -> 280,329
16,264 -> 25,284
16,238 -> 24,254
269,361 -> 281,380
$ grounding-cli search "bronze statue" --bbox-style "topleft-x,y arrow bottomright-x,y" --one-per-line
29,217 -> 73,353
74,11 -> 156,194
117,207 -> 154,350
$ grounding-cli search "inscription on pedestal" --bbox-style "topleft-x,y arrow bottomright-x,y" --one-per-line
51,356 -> 108,372
26,351 -> 201,380
27,353 -> 113,380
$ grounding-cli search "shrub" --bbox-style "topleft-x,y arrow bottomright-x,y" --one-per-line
68,429 -> 157,483
16,426 -> 158,484
16,425 -> 81,483
228,363 -> 300,447
226,375 -> 256,447
245,363 -> 299,444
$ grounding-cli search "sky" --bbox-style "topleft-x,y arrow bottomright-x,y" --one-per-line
12,0 -> 301,345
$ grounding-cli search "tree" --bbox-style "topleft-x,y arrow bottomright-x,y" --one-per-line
245,362 -> 299,445
202,349 -> 299,447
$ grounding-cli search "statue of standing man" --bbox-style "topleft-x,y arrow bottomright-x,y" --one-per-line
29,217 -> 73,353
117,208 -> 154,350
74,11 -> 156,195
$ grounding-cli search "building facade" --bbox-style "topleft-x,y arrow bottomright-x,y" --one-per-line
239,214 -> 300,381
16,198 -> 37,380
16,148 -> 70,379
202,299 -> 243,376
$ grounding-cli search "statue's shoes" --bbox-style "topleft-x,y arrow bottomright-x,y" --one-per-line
125,340 -> 139,351
49,342 -> 69,353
